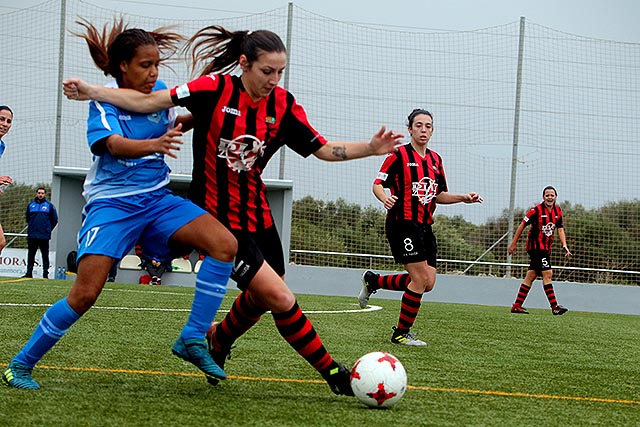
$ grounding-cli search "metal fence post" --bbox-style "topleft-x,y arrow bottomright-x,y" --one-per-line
506,16 -> 526,278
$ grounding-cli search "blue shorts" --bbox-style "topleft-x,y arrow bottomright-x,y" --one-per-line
77,188 -> 206,262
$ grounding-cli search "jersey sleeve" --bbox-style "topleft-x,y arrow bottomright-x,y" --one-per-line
523,207 -> 537,224
278,93 -> 327,158
436,154 -> 448,194
86,100 -> 124,155
556,207 -> 564,228
170,74 -> 221,111
374,152 -> 397,187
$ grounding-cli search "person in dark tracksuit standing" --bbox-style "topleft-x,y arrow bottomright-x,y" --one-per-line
23,187 -> 58,279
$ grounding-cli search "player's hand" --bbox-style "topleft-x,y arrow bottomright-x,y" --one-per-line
369,126 -> 404,155
563,246 -> 572,257
152,124 -> 184,159
465,192 -> 483,204
0,175 -> 13,185
63,78 -> 94,101
508,244 -> 517,255
382,195 -> 398,210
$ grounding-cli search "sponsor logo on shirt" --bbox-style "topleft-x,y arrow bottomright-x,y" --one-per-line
412,177 -> 438,205
542,222 -> 556,237
218,134 -> 265,172
118,114 -> 132,121
407,162 -> 419,167
222,106 -> 242,117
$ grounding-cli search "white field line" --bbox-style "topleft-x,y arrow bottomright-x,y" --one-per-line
0,302 -> 383,314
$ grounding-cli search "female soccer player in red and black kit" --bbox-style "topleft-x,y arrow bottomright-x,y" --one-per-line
508,186 -> 572,315
358,109 -> 483,346
64,26 -> 403,396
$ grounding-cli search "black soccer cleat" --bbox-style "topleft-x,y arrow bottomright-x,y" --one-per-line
322,363 -> 354,396
552,305 -> 568,315
358,270 -> 379,309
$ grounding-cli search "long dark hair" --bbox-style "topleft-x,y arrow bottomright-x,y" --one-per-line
184,25 -> 286,77
73,17 -> 185,82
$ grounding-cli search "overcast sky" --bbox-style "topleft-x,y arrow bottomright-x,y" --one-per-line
3,0 -> 640,43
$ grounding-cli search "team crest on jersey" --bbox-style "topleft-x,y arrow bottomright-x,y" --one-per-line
542,222 -> 556,237
266,116 -> 276,124
412,177 -> 438,205
147,112 -> 161,123
218,134 -> 266,172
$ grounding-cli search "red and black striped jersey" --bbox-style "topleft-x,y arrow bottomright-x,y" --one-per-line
522,202 -> 564,252
170,74 -> 326,232
374,143 -> 447,224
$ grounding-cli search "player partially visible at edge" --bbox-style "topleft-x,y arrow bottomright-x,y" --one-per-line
358,108 -> 483,346
0,105 -> 14,253
63,25 -> 404,396
2,19 -> 237,390
508,186 -> 571,315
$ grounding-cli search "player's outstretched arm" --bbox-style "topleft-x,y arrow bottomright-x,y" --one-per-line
63,78 -> 174,113
314,126 -> 404,161
436,192 -> 483,205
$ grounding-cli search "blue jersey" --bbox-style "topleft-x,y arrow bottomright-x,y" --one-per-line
83,80 -> 176,204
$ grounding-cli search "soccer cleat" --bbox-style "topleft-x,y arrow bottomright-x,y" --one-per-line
511,304 -> 529,314
205,322 -> 233,385
2,362 -> 40,390
391,326 -> 427,347
552,305 -> 569,315
172,336 -> 226,381
321,363 -> 354,396
358,270 -> 379,309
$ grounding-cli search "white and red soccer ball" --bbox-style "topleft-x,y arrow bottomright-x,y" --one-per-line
350,352 -> 407,408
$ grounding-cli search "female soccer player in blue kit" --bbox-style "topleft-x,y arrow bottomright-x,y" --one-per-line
2,20 -> 237,390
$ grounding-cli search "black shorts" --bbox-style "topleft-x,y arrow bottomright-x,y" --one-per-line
527,249 -> 552,273
230,226 -> 285,290
385,219 -> 437,267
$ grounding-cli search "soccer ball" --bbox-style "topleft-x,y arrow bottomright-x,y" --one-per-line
350,351 -> 407,408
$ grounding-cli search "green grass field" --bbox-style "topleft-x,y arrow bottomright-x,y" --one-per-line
1,278 -> 638,426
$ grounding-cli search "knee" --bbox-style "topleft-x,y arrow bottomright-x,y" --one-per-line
207,231 -> 237,263
411,273 -> 435,293
67,289 -> 99,315
261,287 -> 296,312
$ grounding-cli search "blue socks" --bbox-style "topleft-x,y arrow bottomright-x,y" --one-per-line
179,256 -> 232,340
11,257 -> 232,366
13,298 -> 81,367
